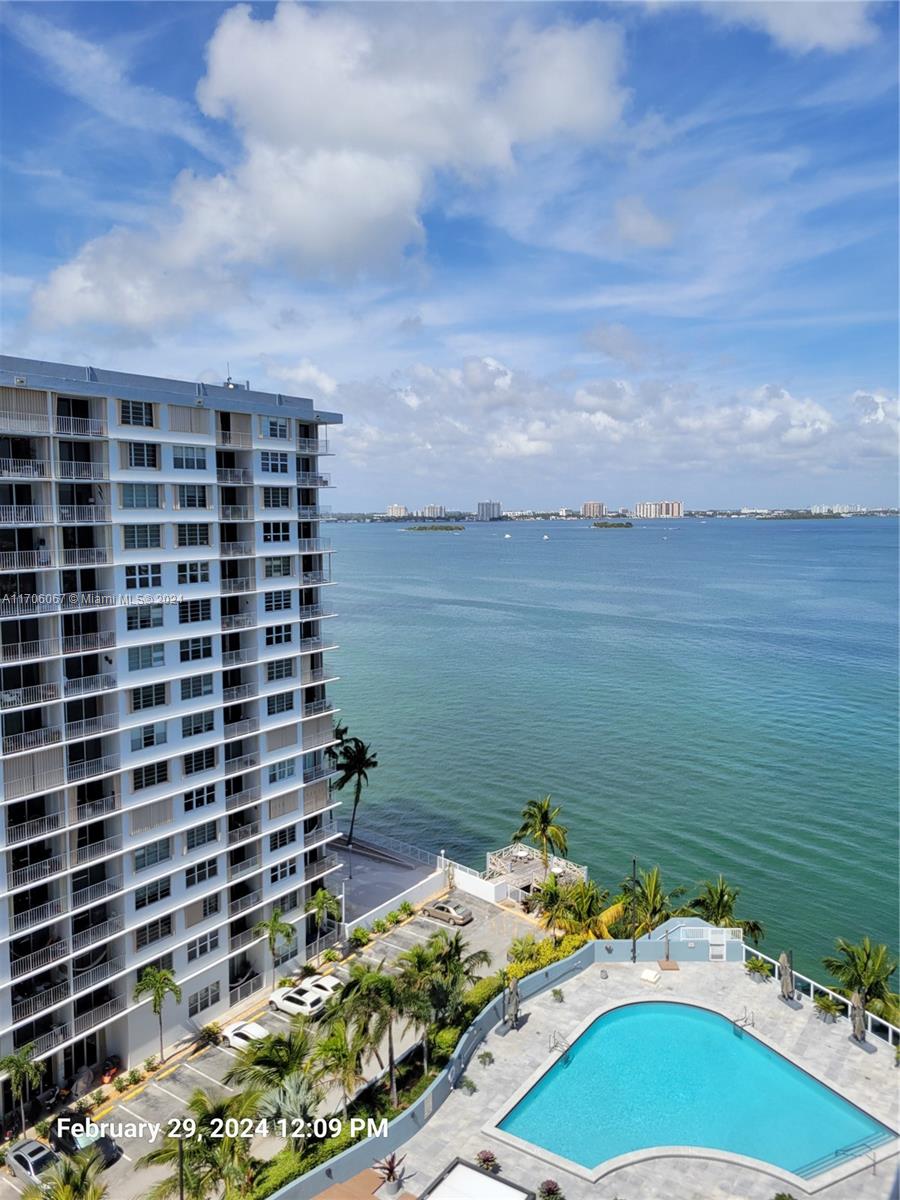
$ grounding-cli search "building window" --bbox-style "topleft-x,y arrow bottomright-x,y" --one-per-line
128,643 -> 165,671
183,748 -> 216,776
173,446 -> 207,470
184,785 -> 216,813
267,692 -> 294,716
182,711 -> 215,738
260,450 -> 289,474
180,636 -> 212,662
265,417 -> 289,439
177,561 -> 210,585
135,877 -> 171,910
185,856 -> 218,887
137,954 -> 173,983
131,722 -> 167,751
202,894 -> 220,919
185,821 -> 217,852
266,658 -> 295,682
268,759 -> 295,784
124,525 -> 161,549
188,982 -> 220,1018
176,524 -> 210,547
265,624 -> 292,646
263,522 -> 291,543
133,762 -> 169,791
270,826 -> 297,851
121,483 -> 161,508
187,930 -> 220,963
134,838 -> 171,871
270,859 -> 297,884
126,604 -> 163,630
264,590 -> 292,613
177,484 -> 207,509
262,487 -> 291,508
264,556 -> 293,579
120,399 -> 154,427
181,674 -> 213,700
135,914 -> 173,951
125,564 -> 161,590
125,442 -> 159,469
131,683 -> 167,711
178,599 -> 211,624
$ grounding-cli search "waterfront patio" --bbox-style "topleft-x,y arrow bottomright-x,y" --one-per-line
395,960 -> 898,1200
484,843 -> 587,894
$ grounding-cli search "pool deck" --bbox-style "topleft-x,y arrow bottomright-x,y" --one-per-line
397,961 -> 899,1200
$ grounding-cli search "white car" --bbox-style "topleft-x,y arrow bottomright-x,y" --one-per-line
221,1020 -> 270,1050
301,973 -> 342,1001
269,985 -> 326,1019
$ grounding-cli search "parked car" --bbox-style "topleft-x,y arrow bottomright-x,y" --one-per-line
221,1020 -> 270,1050
6,1140 -> 60,1188
269,985 -> 326,1019
422,900 -> 473,926
300,973 -> 342,1000
50,1111 -> 121,1166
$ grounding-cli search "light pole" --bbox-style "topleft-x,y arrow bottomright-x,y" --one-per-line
630,856 -> 637,964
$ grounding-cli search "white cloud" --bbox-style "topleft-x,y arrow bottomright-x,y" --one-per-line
584,323 -> 651,368
699,2 -> 880,54
614,196 -> 674,248
268,358 -> 338,397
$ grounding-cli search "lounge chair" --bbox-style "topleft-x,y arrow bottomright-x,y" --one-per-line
641,968 -> 661,985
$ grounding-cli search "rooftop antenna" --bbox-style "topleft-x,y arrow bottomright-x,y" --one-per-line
225,361 -> 236,389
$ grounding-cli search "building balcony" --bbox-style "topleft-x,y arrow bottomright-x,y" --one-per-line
63,672 -> 116,698
60,591 -> 116,611
296,472 -> 331,488
222,681 -> 257,702
296,437 -> 331,456
229,926 -> 260,953
73,993 -> 126,1036
64,713 -> 118,742
12,982 -> 69,1024
13,897 -> 67,933
221,578 -> 253,594
61,631 -> 116,655
225,785 -> 261,812
55,415 -> 107,438
303,666 -> 340,686
11,935 -> 70,979
0,681 -> 60,708
304,854 -> 339,881
0,596 -> 59,617
7,811 -> 64,843
57,505 -> 112,523
217,468 -> 252,485
72,792 -> 118,823
297,538 -> 333,554
0,504 -> 54,524
299,635 -> 339,654
66,752 -> 121,784
16,1024 -> 70,1057
0,549 -> 55,571
72,835 -> 123,866
228,820 -> 261,846
3,725 -> 63,755
302,697 -> 337,719
221,540 -> 254,557
216,430 -> 252,449
61,547 -> 110,566
72,875 -> 122,909
56,461 -> 108,481
228,854 -> 261,882
229,974 -> 264,1008
221,613 -> 254,630
0,410 -> 50,435
1,637 -> 61,663
229,889 -> 262,917
225,751 -> 260,775
72,913 -> 124,953
298,505 -> 330,519
8,854 -> 68,891
301,570 -> 331,586
220,505 -> 253,520
0,457 -> 49,478
222,648 -> 253,667
224,717 -> 259,740
72,955 -> 125,994
302,759 -> 340,785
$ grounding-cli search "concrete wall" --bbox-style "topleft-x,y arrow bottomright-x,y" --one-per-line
341,869 -> 445,937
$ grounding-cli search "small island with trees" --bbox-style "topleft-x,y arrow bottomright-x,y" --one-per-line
593,520 -> 633,529
404,525 -> 464,532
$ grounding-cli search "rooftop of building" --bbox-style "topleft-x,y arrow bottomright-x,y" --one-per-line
0,354 -> 341,424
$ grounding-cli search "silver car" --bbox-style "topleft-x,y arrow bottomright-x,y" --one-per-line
423,900 -> 473,925
7,1139 -> 60,1188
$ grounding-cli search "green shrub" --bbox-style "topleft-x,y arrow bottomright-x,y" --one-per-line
113,1076 -> 129,1093
813,993 -> 843,1021
350,927 -> 371,948
745,957 -> 773,979
385,910 -> 401,926
197,1022 -> 222,1047
431,1025 -> 462,1063
461,973 -> 505,1021
371,918 -> 387,934
551,988 -> 564,1003
0,1149 -> 7,1167
126,1068 -> 142,1086
322,948 -> 340,963
35,1119 -> 51,1140
476,1050 -> 494,1068
398,901 -> 414,917
73,1097 -> 93,1114
459,1076 -> 477,1095
90,1089 -> 105,1108
505,932 -> 589,980
249,1150 -> 306,1200
143,1056 -> 158,1073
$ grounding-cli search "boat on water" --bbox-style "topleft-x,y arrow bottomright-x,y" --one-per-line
504,533 -> 512,539
543,535 -> 550,540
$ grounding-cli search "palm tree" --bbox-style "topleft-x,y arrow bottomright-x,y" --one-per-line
313,1018 -> 369,1118
507,934 -> 541,963
23,1149 -> 107,1200
253,908 -> 295,987
325,719 -> 349,764
0,1043 -> 43,1138
396,943 -> 443,1074
341,962 -> 406,1107
133,967 -> 182,1064
513,796 -> 568,875
529,873 -> 569,936
305,887 -> 342,951
224,1025 -> 314,1091
426,929 -> 490,1021
335,738 -> 378,876
337,962 -> 388,1070
255,1073 -> 322,1146
556,879 -> 623,940
622,866 -> 690,937
822,937 -> 899,1024
689,875 -> 765,944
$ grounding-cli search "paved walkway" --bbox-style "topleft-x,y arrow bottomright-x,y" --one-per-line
397,961 -> 899,1200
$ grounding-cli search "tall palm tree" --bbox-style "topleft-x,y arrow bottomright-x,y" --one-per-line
224,1025 -> 314,1091
335,738 -> 378,876
313,1018 -> 369,1118
622,866 -> 690,937
305,887 -> 342,949
23,1149 -> 107,1200
822,937 -> 899,1024
0,1043 -> 43,1137
255,1074 -> 322,1146
426,929 -> 490,1021
513,796 -> 568,875
253,908 -> 295,987
336,963 -> 388,1070
325,720 -> 349,764
556,879 -> 623,940
396,943 -> 443,1074
689,875 -> 765,944
529,873 -> 569,937
341,963 -> 406,1107
133,967 -> 182,1064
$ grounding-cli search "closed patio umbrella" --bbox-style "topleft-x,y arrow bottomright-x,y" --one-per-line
507,976 -> 520,1029
778,951 -> 794,1001
850,990 -> 866,1042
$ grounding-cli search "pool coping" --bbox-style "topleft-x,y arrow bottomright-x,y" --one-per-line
483,995 -> 899,1196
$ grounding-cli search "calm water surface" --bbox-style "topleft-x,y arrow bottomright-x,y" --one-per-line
329,518 -> 898,977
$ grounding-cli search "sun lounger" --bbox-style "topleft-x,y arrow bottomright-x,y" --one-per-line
641,968 -> 661,985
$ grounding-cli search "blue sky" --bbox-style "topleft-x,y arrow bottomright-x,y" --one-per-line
1,1 -> 897,509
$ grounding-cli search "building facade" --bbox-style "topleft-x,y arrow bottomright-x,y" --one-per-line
419,505 -> 446,520
0,356 -> 343,1092
634,500 -> 684,519
385,504 -> 408,518
581,501 -> 606,518
476,501 -> 502,521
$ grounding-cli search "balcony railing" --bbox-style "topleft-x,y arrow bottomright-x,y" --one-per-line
224,717 -> 259,740
302,760 -> 339,785
56,461 -> 108,480
58,505 -> 112,523
296,472 -> 331,487
72,835 -> 123,865
0,550 -> 55,570
296,437 -> 330,455
223,682 -> 257,702
299,636 -> 337,654
13,897 -> 67,932
62,547 -> 110,566
5,765 -> 67,800
305,854 -> 339,879
72,914 -> 124,952
55,415 -> 107,437
11,937 -> 69,979
8,854 -> 68,891
7,812 -> 63,843
73,955 -> 124,993
303,666 -> 339,686
72,875 -> 122,908
302,571 -> 331,586
216,430 -> 252,449
226,786 -> 261,812
221,578 -> 253,594
221,613 -> 253,630
73,993 -> 126,1036
228,820 -> 261,846
297,538 -> 332,554
1,637 -> 61,663
0,681 -> 60,708
303,698 -> 336,719
297,604 -> 335,621
229,975 -> 264,1007
298,506 -> 330,519
229,890 -> 262,916
230,927 -> 261,952
0,457 -> 49,478
61,591 -> 116,610
0,504 -> 54,524
12,982 -> 69,1024
221,541 -> 254,557
3,726 -> 63,755
228,855 -> 261,881
20,1025 -> 70,1058
62,631 -> 116,655
222,648 -> 252,667
217,468 -> 252,485
64,672 -> 116,698
0,410 -> 50,435
73,793 -> 118,822
65,713 -> 118,742
220,505 -> 252,520
66,752 -> 121,784
0,597 -> 59,617
225,751 -> 260,775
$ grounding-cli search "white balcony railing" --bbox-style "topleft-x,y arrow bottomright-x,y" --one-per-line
0,550 -> 55,570
73,955 -> 125,993
73,994 -> 126,1036
11,937 -> 69,979
13,897 -> 67,932
61,547 -> 110,566
71,875 -> 122,908
303,698 -> 336,719
1,637 -> 61,663
229,890 -> 262,916
222,682 -> 257,702
8,854 -> 68,891
226,786 -> 261,812
222,648 -> 252,667
64,713 -> 118,742
3,726 -> 63,755
221,578 -> 253,594
225,752 -> 260,775
221,541 -> 254,557
221,613 -> 253,630
296,472 -> 331,487
220,505 -> 252,520
20,1025 -> 70,1058
55,415 -> 107,437
228,820 -> 261,846
217,468 -> 252,485
56,461 -> 108,480
12,982 -> 69,1024
7,812 -> 63,843
0,457 -> 49,478
296,437 -> 330,455
57,505 -> 112,523
66,752 -> 120,784
72,835 -> 123,865
216,430 -> 252,449
72,914 -> 124,952
0,504 -> 54,523
0,410 -> 50,434
64,672 -> 117,697
61,631 -> 116,655
224,717 -> 259,740
0,681 -> 60,708
228,855 -> 261,881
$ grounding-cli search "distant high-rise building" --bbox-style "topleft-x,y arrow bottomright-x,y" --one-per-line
476,501 -> 502,521
634,500 -> 684,519
420,505 -> 446,519
386,504 -> 408,518
581,501 -> 606,518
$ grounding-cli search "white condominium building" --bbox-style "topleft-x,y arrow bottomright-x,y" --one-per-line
386,504 -> 408,518
476,501 -> 502,521
0,356 -> 343,1093
634,500 -> 684,519
581,502 -> 606,518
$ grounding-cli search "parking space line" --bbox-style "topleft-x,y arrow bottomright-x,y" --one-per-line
117,1104 -> 148,1123
216,1044 -> 238,1057
181,1062 -> 234,1091
266,1011 -> 291,1024
119,1151 -> 134,1162
1,1177 -> 24,1195
151,1080 -> 187,1105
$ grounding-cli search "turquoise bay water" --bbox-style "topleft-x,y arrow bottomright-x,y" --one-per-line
330,518 -> 898,977
498,1002 -> 894,1174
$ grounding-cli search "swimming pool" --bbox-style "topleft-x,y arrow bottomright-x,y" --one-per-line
496,1002 -> 894,1180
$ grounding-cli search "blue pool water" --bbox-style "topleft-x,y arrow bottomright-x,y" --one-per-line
498,1002 -> 894,1177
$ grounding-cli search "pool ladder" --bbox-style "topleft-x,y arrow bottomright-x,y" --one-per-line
734,1007 -> 754,1028
549,1029 -> 571,1056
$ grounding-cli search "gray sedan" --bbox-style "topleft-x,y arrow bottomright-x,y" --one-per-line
6,1139 -> 60,1188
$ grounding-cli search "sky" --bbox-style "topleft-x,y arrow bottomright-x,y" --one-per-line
0,1 -> 897,510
